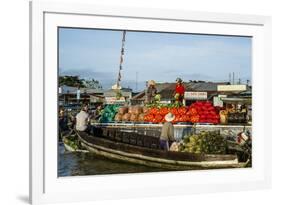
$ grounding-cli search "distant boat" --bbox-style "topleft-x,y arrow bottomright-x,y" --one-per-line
75,128 -> 249,170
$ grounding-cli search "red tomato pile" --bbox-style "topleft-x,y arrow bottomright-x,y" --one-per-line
144,107 -> 168,123
189,101 -> 220,124
143,101 -> 220,124
144,106 -> 189,123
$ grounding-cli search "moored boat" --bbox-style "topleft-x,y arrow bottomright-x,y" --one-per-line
62,131 -> 89,153
76,128 -> 249,170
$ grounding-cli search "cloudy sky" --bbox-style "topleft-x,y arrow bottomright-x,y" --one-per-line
59,28 -> 252,91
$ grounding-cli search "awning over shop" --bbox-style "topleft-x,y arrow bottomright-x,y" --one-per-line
221,97 -> 252,104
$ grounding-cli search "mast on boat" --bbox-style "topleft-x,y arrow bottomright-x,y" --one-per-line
112,30 -> 126,90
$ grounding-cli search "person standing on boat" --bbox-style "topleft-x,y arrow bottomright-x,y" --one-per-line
75,104 -> 90,133
174,77 -> 185,105
145,80 -> 157,104
160,112 -> 176,151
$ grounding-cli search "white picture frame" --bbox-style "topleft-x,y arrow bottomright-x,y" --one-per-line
30,1 -> 272,204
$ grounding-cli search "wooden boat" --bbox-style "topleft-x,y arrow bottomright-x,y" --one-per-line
75,128 -> 249,170
62,130 -> 89,153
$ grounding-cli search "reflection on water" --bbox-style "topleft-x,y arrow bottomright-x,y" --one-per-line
58,143 -> 166,177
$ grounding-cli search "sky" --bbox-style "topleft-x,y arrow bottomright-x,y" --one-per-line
59,28 -> 252,91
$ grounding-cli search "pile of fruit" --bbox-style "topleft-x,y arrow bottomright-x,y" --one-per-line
63,135 -> 80,150
188,101 -> 220,124
178,130 -> 227,154
144,105 -> 189,123
108,101 -> 220,124
99,104 -> 120,123
143,101 -> 220,124
114,105 -> 147,122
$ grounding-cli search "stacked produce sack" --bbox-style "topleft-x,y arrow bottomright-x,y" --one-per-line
99,105 -> 120,123
177,131 -> 227,154
114,105 -> 146,122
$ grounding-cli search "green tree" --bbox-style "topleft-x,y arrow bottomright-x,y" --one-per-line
59,76 -> 85,88
82,78 -> 103,89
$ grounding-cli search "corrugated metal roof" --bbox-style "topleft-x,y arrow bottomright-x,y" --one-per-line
187,82 -> 229,91
60,85 -> 105,94
103,89 -> 132,97
131,91 -> 145,100
60,85 -> 77,94
80,88 -> 105,93
131,81 -> 230,101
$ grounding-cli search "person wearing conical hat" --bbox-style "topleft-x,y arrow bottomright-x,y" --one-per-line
159,112 -> 176,151
145,80 -> 157,104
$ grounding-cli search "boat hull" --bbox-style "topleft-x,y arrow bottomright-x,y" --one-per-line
77,131 -> 249,170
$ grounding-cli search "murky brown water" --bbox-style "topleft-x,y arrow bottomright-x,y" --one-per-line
58,142 -> 167,177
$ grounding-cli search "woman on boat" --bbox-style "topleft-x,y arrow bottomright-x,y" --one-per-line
160,112 -> 176,151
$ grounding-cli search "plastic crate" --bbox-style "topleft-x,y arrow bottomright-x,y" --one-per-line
137,134 -> 144,147
115,131 -> 122,142
143,135 -> 152,148
101,128 -> 108,137
151,136 -> 160,149
122,132 -> 130,144
129,133 -> 137,145
107,129 -> 116,140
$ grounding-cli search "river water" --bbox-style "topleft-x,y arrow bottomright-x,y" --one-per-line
58,143 -> 167,177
